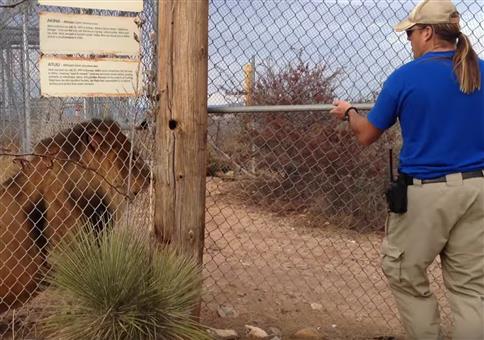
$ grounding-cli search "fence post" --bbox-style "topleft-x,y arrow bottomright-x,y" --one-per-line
243,56 -> 256,173
6,49 -> 15,122
154,0 -> 209,266
0,49 -> 5,128
21,8 -> 31,152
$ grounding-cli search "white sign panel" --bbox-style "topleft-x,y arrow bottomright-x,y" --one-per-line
40,12 -> 140,56
40,56 -> 142,97
38,0 -> 143,12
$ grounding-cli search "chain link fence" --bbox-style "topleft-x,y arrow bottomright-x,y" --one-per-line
0,1 -> 155,338
202,0 -> 484,338
1,0 -> 484,339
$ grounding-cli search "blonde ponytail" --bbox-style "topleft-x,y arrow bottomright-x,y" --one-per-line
432,21 -> 481,94
453,32 -> 480,94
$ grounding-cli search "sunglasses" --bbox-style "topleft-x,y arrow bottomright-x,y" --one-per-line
405,26 -> 426,39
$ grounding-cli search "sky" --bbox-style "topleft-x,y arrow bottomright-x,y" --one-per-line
207,0 -> 484,105
2,0 -> 483,109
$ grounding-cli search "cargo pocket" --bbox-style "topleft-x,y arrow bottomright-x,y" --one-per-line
385,212 -> 403,236
381,238 -> 404,284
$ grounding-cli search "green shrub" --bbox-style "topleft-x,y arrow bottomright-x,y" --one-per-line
40,226 -> 210,340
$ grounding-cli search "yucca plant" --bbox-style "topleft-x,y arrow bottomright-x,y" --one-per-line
40,225 -> 211,340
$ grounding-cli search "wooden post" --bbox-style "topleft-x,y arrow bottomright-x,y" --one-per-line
243,57 -> 256,173
154,0 -> 209,265
243,62 -> 254,106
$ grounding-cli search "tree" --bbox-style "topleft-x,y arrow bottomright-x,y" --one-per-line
239,54 -> 394,231
252,55 -> 341,106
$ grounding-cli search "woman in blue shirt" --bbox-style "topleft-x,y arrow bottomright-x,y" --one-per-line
331,0 -> 484,339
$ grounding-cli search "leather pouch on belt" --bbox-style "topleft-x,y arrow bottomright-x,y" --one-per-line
385,175 -> 408,214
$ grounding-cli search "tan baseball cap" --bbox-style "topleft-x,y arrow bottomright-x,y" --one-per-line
394,0 -> 460,32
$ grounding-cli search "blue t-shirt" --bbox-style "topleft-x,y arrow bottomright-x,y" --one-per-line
368,50 -> 484,179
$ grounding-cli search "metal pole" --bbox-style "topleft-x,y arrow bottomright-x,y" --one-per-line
21,8 -> 31,153
207,103 -> 374,114
80,8 -> 92,120
83,98 -> 88,119
6,48 -> 14,122
0,49 -> 5,128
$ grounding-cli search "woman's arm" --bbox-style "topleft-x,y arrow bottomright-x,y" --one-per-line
330,99 -> 383,146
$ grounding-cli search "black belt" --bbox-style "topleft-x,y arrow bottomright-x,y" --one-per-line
402,170 -> 484,185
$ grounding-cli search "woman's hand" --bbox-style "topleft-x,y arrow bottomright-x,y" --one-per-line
330,99 -> 352,121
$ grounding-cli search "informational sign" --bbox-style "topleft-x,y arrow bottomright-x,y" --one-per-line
38,0 -> 143,12
40,56 -> 142,97
40,12 -> 140,56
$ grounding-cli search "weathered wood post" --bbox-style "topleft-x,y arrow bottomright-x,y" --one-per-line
154,0 -> 209,266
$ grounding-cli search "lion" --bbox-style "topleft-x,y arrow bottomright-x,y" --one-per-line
0,172 -> 46,314
33,119 -> 150,243
0,119 -> 150,314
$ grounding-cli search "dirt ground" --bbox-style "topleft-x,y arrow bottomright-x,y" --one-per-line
201,177 -> 452,339
0,172 -> 453,339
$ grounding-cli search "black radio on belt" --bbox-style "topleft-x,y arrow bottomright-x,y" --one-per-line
385,149 -> 408,214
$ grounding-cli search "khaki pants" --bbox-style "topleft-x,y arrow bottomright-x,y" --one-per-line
382,173 -> 484,340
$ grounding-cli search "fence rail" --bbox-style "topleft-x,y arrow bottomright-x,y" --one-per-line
208,103 -> 374,113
